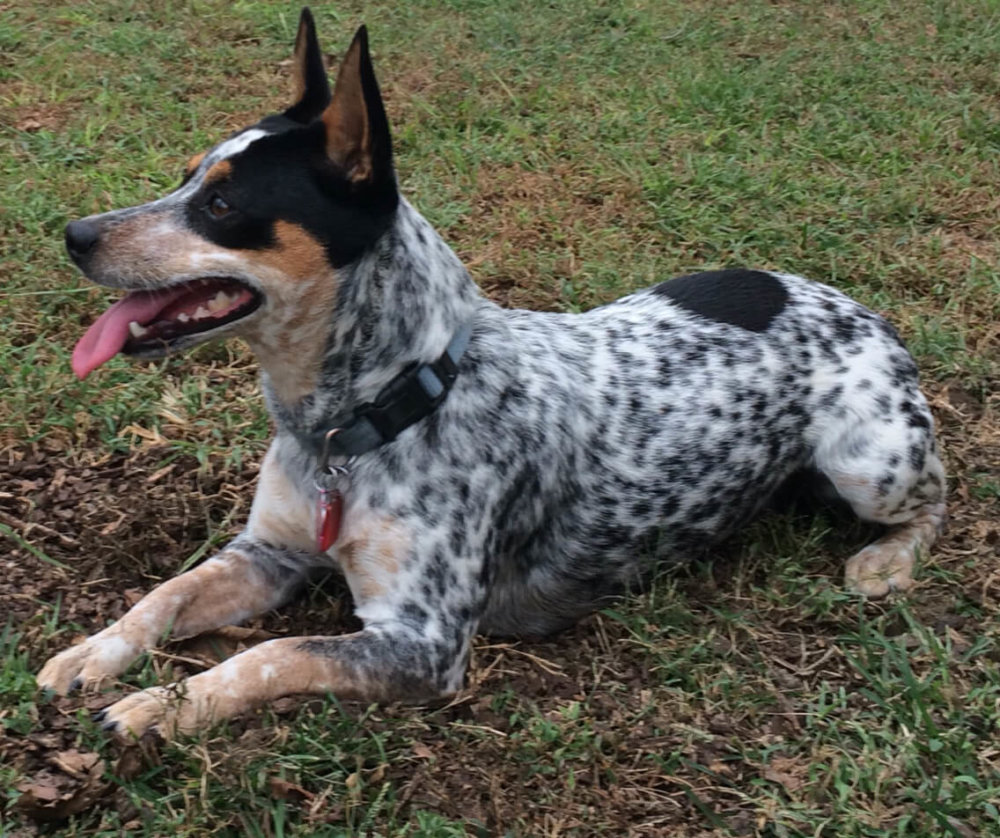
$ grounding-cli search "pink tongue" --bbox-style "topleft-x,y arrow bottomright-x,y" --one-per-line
72,287 -> 192,380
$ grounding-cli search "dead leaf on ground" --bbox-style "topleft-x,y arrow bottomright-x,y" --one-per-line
48,749 -> 101,778
268,776 -> 315,803
15,753 -> 109,822
762,756 -> 806,793
412,742 -> 434,760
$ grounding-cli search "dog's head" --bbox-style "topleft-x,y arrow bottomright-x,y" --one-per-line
66,9 -> 397,382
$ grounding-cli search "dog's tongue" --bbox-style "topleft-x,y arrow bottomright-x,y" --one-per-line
72,287 -> 189,380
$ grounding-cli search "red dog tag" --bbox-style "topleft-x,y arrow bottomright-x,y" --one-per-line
316,487 -> 343,552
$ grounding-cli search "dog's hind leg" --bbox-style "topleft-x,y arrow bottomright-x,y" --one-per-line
843,499 -> 945,597
37,441 -> 322,694
812,390 -> 946,597
96,628 -> 469,738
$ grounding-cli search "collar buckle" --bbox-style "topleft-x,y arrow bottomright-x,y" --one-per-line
298,322 -> 474,461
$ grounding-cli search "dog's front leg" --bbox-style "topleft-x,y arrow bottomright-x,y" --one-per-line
35,540 -> 314,694
96,627 -> 467,738
38,439 -> 321,695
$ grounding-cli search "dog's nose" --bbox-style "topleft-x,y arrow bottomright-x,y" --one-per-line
65,219 -> 100,261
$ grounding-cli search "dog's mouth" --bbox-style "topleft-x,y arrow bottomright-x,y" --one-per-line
72,277 -> 262,379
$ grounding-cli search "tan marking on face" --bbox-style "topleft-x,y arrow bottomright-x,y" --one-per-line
185,151 -> 207,175
203,159 -> 233,185
336,513 -> 410,602
238,221 -> 339,403
238,220 -> 330,279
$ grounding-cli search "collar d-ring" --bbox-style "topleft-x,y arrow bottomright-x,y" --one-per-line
318,427 -> 342,477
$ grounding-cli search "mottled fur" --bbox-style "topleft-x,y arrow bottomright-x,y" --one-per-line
39,11 -> 945,737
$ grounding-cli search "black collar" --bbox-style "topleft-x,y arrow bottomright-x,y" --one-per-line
294,323 -> 473,464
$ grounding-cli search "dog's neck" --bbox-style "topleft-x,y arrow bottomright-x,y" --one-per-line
260,198 -> 483,443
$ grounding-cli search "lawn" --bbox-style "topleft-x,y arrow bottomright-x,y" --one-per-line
1,0 -> 999,835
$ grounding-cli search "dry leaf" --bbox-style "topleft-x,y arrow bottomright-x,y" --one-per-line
19,781 -> 61,802
48,750 -> 101,778
268,776 -> 314,803
762,756 -> 804,792
15,756 -> 108,821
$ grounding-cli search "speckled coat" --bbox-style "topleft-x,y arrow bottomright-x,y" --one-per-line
39,11 -> 945,738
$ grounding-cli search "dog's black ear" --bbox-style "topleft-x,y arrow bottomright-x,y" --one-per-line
321,26 -> 393,185
284,8 -> 331,123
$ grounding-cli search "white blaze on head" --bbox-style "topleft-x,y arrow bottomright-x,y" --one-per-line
157,128 -> 271,210
210,128 -> 269,165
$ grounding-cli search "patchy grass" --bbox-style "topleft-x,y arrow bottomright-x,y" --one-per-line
2,0 -> 999,835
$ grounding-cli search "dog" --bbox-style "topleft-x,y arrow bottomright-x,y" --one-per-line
38,9 -> 945,738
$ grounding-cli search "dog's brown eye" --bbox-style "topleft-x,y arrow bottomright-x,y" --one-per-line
208,195 -> 231,218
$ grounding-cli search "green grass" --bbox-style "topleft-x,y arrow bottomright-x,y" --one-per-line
2,0 -> 999,835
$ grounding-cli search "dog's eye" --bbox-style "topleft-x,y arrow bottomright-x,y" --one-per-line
207,195 -> 231,218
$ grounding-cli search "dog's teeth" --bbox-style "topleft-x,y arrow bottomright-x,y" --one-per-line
194,305 -> 210,320
177,313 -> 191,323
208,290 -> 232,312
128,321 -> 149,338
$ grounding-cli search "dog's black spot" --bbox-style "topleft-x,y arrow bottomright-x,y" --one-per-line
876,472 -> 897,497
652,269 -> 788,332
449,524 -> 466,555
899,399 -> 931,430
819,384 -> 844,409
631,500 -> 652,518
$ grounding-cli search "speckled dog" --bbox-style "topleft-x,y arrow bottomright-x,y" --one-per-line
38,10 -> 945,737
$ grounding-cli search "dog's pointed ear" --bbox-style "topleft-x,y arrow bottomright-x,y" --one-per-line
284,8 -> 331,123
321,26 -> 393,185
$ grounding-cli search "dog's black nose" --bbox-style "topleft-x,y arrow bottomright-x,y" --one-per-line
65,219 -> 100,261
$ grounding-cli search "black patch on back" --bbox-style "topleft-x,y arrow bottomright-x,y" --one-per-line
652,269 -> 789,332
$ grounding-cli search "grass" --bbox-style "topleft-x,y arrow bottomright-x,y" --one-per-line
2,0 -> 999,835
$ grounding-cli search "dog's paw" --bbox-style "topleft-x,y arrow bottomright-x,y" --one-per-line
97,682 -> 218,739
37,632 -> 140,695
845,543 -> 915,598
97,686 -> 185,739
